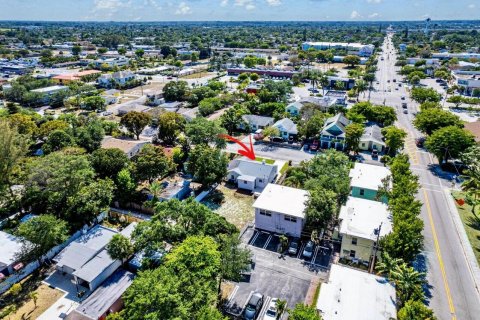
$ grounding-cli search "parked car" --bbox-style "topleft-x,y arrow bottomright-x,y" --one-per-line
102,111 -> 113,116
270,137 -> 284,143
393,79 -> 397,82
244,292 -> 264,320
403,109 -> 408,114
302,241 -> 314,259
310,140 -> 319,151
402,102 -> 407,108
401,96 -> 406,100
371,149 -> 379,160
415,137 -> 426,148
288,238 -> 300,255
263,298 -> 280,320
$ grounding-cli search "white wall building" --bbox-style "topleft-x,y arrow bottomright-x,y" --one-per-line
228,159 -> 278,192
253,184 -> 309,237
316,264 -> 397,320
301,42 -> 375,57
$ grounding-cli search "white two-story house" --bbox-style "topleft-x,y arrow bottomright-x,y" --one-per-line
253,184 -> 309,237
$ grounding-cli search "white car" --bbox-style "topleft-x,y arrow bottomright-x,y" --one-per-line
263,298 -> 279,320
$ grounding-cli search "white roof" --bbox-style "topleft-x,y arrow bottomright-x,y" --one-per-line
31,85 -> 68,93
228,159 -> 278,180
0,231 -> 23,266
349,163 -> 391,191
253,183 -> 309,219
316,264 -> 397,320
339,197 -> 392,241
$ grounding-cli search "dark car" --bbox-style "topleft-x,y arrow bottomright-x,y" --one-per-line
415,137 -> 426,148
403,109 -> 408,114
302,241 -> 314,259
310,140 -> 319,151
288,238 -> 300,255
244,292 -> 264,320
402,102 -> 407,108
371,149 -> 379,159
401,96 -> 406,100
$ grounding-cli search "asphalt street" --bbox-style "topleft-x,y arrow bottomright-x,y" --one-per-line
365,33 -> 480,320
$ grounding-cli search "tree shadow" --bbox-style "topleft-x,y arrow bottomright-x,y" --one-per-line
413,253 -> 433,303
466,215 -> 480,231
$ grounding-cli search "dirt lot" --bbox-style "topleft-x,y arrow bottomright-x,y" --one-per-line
203,183 -> 255,230
180,71 -> 214,79
7,284 -> 64,320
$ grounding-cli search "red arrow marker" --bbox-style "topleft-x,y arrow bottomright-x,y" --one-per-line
219,134 -> 256,160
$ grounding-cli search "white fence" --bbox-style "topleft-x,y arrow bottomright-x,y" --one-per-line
0,229 -> 83,294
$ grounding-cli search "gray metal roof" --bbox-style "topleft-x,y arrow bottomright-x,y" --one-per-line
242,114 -> 274,127
228,159 -> 278,180
73,250 -> 117,283
66,269 -> 135,320
273,118 -> 298,134
361,124 -> 385,145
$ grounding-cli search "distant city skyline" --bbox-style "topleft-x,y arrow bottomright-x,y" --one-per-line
0,0 -> 478,22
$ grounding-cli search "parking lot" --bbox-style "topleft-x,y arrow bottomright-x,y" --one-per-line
223,227 -> 330,319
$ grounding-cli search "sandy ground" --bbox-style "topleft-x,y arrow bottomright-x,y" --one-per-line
9,284 -> 64,320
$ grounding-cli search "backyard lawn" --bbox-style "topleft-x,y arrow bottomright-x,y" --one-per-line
203,183 -> 255,230
452,191 -> 480,264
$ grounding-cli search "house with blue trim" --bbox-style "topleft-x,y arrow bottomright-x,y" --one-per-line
320,114 -> 350,150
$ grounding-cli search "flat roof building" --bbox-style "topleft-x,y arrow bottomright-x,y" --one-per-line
349,163 -> 391,202
316,264 -> 396,320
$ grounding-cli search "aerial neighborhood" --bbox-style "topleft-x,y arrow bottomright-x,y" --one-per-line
0,6 -> 480,320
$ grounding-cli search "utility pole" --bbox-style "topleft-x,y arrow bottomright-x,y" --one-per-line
369,222 -> 383,274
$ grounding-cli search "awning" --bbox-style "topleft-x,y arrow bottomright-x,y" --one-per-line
13,262 -> 24,271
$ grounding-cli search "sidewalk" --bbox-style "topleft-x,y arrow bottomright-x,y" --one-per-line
443,189 -> 480,296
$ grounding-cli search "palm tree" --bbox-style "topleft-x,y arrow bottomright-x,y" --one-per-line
29,291 -> 38,308
319,73 -> 329,96
390,263 -> 425,306
275,299 -> 287,319
462,166 -> 480,217
148,180 -> 164,203
354,80 -> 368,102
375,252 -> 402,279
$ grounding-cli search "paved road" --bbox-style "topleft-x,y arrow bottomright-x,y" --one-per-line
365,34 -> 480,320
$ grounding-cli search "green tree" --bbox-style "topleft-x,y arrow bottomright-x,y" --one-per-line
276,299 -> 287,319
375,252 -> 402,279
305,187 -> 338,230
90,148 -> 129,179
83,96 -> 106,111
298,111 -> 327,139
43,129 -> 75,154
29,291 -> 39,308
8,113 -> 38,136
220,105 -> 249,135
382,126 -> 407,156
185,117 -> 227,148
115,168 -> 137,203
187,145 -> 228,188
157,111 -> 186,145
343,55 -> 361,67
410,87 -> 441,104
106,234 -> 134,261
120,111 -> 152,140
262,125 -> 280,138
398,300 -> 436,320
72,45 -> 81,56
134,144 -> 174,183
289,303 -> 322,320
413,108 -> 463,135
198,97 -> 223,116
390,263 -> 426,307
345,122 -> 364,154
447,95 -> 463,107
8,283 -> 22,297
38,120 -> 69,138
76,120 -> 105,152
424,126 -> 474,163
135,49 -> 145,58
163,80 -> 189,102
118,47 -> 127,55
284,167 -> 307,188
15,214 -> 68,264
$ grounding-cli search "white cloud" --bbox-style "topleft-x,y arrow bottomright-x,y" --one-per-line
468,4 -> 476,9
175,2 -> 192,15
235,0 -> 255,10
266,0 -> 282,6
144,0 -> 161,10
350,10 -> 361,19
368,12 -> 380,18
220,0 -> 229,7
93,0 -> 130,11
367,0 -> 382,3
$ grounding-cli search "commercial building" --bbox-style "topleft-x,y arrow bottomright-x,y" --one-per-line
316,264 -> 397,320
338,197 -> 392,264
254,184 -> 309,237
301,42 -> 375,57
452,71 -> 480,96
227,67 -> 298,79
52,70 -> 101,84
31,85 -> 69,96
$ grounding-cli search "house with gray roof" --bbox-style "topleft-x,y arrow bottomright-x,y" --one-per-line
228,158 -> 278,192
54,223 -> 136,292
273,118 -> 298,140
241,114 -> 274,132
286,97 -> 339,116
66,269 -> 135,320
320,114 -> 350,150
359,123 -> 385,152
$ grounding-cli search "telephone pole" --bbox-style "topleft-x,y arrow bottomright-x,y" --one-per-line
369,222 -> 383,274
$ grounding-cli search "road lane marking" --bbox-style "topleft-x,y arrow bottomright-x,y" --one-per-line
423,188 -> 456,319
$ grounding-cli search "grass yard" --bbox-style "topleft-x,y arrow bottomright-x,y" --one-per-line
254,157 -> 275,165
203,184 -> 255,230
452,191 -> 480,264
180,71 -> 214,79
9,284 -> 64,320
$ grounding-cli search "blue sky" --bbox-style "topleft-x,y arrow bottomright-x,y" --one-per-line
0,0 -> 478,21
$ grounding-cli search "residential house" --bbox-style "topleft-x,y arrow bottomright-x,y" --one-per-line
0,231 -> 26,279
245,83 -> 261,94
54,224 -> 136,292
320,114 -> 350,150
156,180 -> 192,202
285,101 -> 304,116
65,269 -> 135,320
337,197 -> 392,264
241,114 -> 274,132
94,57 -> 130,68
324,91 -> 347,105
286,96 -> 339,116
100,89 -> 120,105
349,163 -> 391,202
359,123 -> 385,152
253,183 -> 309,237
316,264 -> 396,320
97,71 -> 135,88
116,104 -> 151,116
228,158 -> 278,192
31,85 -> 69,96
273,118 -> 298,141
101,137 -> 150,159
